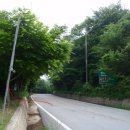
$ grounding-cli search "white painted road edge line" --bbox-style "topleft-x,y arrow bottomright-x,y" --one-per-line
31,96 -> 72,130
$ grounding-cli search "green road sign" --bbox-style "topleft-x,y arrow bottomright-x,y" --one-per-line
98,71 -> 115,85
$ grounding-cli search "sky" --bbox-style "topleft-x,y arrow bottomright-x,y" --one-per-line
0,0 -> 130,29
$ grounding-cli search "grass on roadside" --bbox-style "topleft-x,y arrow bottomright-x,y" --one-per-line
0,99 -> 19,130
44,128 -> 50,130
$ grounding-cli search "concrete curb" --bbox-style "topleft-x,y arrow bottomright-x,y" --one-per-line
31,95 -> 72,130
5,97 -> 28,130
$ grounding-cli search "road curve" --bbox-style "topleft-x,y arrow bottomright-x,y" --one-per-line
32,94 -> 130,130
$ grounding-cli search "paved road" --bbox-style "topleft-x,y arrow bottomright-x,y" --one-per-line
32,94 -> 130,130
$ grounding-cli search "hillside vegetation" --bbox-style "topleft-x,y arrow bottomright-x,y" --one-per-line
0,8 -> 72,98
51,4 -> 130,99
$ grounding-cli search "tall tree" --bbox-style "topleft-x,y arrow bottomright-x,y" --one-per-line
0,9 -> 72,95
51,3 -> 130,97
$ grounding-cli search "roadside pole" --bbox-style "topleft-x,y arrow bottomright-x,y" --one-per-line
85,27 -> 93,83
85,33 -> 88,83
2,16 -> 21,118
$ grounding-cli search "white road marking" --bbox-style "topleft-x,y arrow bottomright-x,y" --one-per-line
31,96 -> 72,130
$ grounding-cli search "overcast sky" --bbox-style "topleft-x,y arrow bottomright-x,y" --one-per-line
0,0 -> 129,29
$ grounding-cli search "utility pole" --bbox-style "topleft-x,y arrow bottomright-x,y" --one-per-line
85,27 -> 93,83
2,16 -> 21,116
85,32 -> 88,83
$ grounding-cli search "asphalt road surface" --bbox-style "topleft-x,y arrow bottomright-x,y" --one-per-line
32,94 -> 130,130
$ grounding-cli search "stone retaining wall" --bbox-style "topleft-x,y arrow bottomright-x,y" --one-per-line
55,93 -> 130,109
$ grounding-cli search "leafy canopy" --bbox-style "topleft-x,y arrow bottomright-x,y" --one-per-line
0,8 -> 72,95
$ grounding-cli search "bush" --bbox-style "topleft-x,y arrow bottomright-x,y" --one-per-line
53,75 -> 130,99
19,85 -> 29,98
73,82 -> 94,96
116,76 -> 130,99
82,83 -> 92,92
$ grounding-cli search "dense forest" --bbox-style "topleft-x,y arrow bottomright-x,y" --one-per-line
51,4 -> 130,99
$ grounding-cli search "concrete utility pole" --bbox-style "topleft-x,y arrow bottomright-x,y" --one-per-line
85,32 -> 88,83
3,16 -> 21,116
85,27 -> 93,83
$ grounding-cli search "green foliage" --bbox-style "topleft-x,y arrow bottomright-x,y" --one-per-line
82,83 -> 93,93
44,128 -> 50,130
51,4 -> 130,99
32,79 -> 52,93
0,8 -> 72,96
73,82 -> 93,96
19,84 -> 29,98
